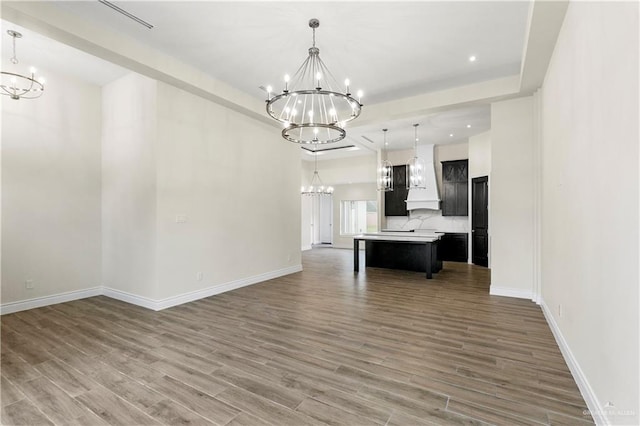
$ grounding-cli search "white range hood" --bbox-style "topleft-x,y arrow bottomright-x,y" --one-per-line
406,144 -> 441,211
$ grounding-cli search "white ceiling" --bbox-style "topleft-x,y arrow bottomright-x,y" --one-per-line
52,1 -> 529,105
2,2 -> 530,160
0,20 -> 128,86
354,104 -> 491,151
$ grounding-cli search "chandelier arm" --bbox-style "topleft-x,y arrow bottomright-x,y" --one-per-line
317,57 -> 341,93
309,55 -> 319,88
276,92 -> 294,122
318,91 -> 325,123
0,85 -> 14,97
327,89 -> 339,123
290,55 -> 312,91
300,89 -> 309,128
319,94 -> 329,139
279,95 -> 295,122
26,74 -> 35,93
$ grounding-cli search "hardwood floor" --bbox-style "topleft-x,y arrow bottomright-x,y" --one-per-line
1,248 -> 593,425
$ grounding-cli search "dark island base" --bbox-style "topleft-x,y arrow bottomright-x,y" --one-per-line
353,239 -> 442,279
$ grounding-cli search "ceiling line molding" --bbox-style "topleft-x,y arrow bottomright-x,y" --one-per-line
353,75 -> 521,128
1,1 -> 273,127
519,0 -> 569,93
1,0 -> 568,131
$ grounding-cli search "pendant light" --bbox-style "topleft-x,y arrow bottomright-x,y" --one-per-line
406,124 -> 426,189
1,30 -> 45,100
377,129 -> 393,192
301,146 -> 334,195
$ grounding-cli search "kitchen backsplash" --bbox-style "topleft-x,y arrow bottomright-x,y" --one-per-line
386,209 -> 469,233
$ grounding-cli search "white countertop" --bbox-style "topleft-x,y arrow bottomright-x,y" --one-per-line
354,232 -> 441,243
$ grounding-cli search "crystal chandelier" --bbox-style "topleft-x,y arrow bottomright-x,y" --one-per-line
301,147 -> 334,195
406,124 -> 426,189
378,129 -> 393,192
1,30 -> 45,100
266,18 -> 363,144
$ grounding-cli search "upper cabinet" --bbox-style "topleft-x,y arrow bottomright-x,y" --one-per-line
385,165 -> 409,216
441,160 -> 468,216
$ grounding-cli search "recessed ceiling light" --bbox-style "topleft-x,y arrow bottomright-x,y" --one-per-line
449,133 -> 454,137
466,124 -> 471,128
469,55 -> 477,62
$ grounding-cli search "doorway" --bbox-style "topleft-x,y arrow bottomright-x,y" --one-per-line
311,195 -> 333,245
471,176 -> 489,267
318,195 -> 333,244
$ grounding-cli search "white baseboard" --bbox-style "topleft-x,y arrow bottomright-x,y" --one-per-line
102,287 -> 159,311
2,265 -> 303,314
151,264 -> 303,311
539,298 -> 607,425
0,287 -> 102,315
489,285 -> 533,300
301,245 -> 312,251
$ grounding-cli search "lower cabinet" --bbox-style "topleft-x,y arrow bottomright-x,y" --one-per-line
438,233 -> 468,262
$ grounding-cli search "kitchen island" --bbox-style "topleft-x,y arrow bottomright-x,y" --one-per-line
353,232 -> 442,279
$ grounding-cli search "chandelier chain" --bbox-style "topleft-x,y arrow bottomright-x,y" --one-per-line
11,34 -> 18,64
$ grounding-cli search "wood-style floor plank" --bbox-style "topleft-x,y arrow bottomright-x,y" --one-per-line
0,248 -> 593,425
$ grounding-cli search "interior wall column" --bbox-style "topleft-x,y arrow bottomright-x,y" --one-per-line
532,88 -> 543,303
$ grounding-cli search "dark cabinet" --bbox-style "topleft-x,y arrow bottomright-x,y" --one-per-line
384,165 -> 408,216
441,160 -> 468,216
438,233 -> 468,262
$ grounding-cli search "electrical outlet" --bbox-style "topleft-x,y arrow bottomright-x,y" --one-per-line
196,272 -> 203,281
25,279 -> 34,290
558,304 -> 563,318
175,215 -> 187,223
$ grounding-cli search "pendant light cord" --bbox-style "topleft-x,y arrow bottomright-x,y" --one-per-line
10,34 -> 18,64
413,124 -> 419,157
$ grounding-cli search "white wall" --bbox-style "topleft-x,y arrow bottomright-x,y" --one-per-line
301,196 -> 312,250
155,82 -> 301,300
539,2 -> 638,423
468,131 -> 491,265
302,154 -> 377,186
2,68 -> 102,306
102,73 -> 158,300
102,73 -> 302,306
468,132 -> 491,178
490,97 -> 534,298
386,148 -> 413,167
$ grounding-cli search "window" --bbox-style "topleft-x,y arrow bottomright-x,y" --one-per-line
340,200 -> 378,235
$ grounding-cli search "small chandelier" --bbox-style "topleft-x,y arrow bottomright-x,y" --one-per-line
302,147 -> 334,195
378,129 -> 393,192
266,18 -> 363,144
1,30 -> 45,100
406,124 -> 426,189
